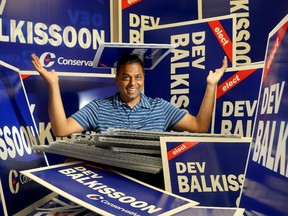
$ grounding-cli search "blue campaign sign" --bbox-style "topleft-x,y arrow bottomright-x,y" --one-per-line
142,16 -> 235,121
201,0 -> 288,65
120,0 -> 199,43
160,136 -> 250,207
92,42 -> 177,70
213,65 -> 263,136
0,0 -> 111,73
239,14 -> 288,215
0,61 -> 51,215
21,161 -> 198,216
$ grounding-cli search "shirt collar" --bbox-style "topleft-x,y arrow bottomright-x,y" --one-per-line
113,93 -> 151,109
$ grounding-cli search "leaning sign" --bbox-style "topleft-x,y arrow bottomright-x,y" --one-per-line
239,14 -> 288,215
21,161 -> 198,216
0,61 -> 52,215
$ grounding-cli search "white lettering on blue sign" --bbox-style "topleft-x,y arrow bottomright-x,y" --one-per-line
0,18 -> 104,50
177,173 -> 245,193
252,81 -> 288,177
220,100 -> 257,137
175,161 -> 244,193
129,13 -> 160,43
58,166 -> 163,214
0,125 -> 38,160
230,0 -> 251,65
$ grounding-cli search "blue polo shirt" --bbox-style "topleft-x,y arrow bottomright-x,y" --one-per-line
71,93 -> 187,133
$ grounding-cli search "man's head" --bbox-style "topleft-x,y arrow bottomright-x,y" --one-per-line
116,54 -> 144,76
115,54 -> 145,108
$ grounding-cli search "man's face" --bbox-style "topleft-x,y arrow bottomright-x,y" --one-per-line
115,63 -> 144,107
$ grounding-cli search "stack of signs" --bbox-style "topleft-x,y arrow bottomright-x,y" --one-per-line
0,61 -> 53,215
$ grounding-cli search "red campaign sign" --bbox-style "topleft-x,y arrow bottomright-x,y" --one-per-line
122,0 -> 142,10
263,21 -> 288,81
208,20 -> 233,62
167,142 -> 199,160
216,69 -> 257,99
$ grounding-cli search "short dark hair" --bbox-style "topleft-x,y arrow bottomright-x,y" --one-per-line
116,54 -> 144,75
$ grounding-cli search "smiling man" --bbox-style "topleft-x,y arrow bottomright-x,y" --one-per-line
31,53 -> 227,137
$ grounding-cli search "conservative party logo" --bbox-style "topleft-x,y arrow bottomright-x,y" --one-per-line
39,52 -> 56,67
8,169 -> 19,194
87,194 -> 104,200
8,169 -> 32,194
39,52 -> 93,68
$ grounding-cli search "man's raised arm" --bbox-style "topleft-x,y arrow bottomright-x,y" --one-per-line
174,56 -> 228,133
31,54 -> 84,137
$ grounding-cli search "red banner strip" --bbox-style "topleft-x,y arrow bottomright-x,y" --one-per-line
216,69 -> 257,99
122,0 -> 142,10
167,142 -> 199,160
208,20 -> 233,62
263,22 -> 288,81
21,74 -> 31,80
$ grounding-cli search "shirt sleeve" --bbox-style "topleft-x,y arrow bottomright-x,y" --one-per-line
70,100 -> 99,131
161,99 -> 187,130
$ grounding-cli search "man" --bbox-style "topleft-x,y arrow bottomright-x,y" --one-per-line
31,53 -> 227,137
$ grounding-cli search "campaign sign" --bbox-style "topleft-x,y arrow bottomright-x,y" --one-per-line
142,16 -> 235,128
239,14 -> 288,215
21,161 -> 199,216
0,0 -> 111,73
120,0 -> 199,43
201,0 -> 288,65
213,65 -> 263,136
0,61 -> 51,215
92,42 -> 177,70
160,136 -> 251,207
